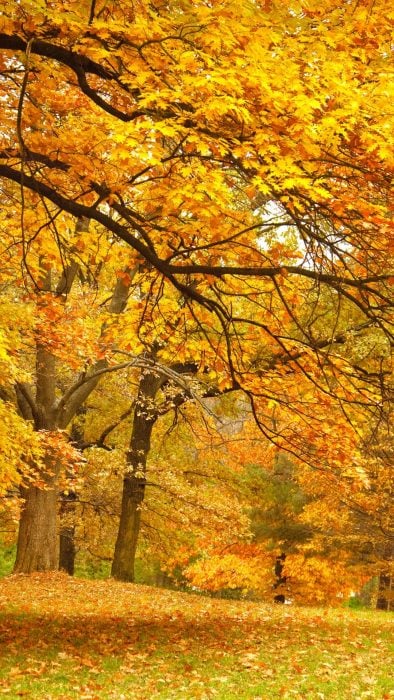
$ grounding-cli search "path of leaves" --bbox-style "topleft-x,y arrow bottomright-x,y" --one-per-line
0,574 -> 392,699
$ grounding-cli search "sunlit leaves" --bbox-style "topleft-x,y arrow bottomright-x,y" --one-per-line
0,402 -> 42,494
0,0 -> 393,582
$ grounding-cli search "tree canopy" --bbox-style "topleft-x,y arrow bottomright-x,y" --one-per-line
1,1 -> 393,409
0,0 -> 393,590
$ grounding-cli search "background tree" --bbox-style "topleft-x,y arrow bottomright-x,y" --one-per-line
62,382 -> 251,582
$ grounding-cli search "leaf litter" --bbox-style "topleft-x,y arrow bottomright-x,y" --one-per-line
0,573 -> 392,699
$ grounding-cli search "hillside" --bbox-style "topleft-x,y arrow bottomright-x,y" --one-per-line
0,574 -> 392,698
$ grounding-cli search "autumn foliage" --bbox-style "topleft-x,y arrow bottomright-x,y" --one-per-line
0,0 -> 392,601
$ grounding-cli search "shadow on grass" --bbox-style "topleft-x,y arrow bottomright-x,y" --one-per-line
0,610 -> 279,660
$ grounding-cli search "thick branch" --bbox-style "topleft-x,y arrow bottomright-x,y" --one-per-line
1,162 -> 389,329
14,382 -> 37,422
0,33 -> 145,121
0,34 -> 115,78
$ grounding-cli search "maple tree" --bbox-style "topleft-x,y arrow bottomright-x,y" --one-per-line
0,210 -> 133,571
157,389 -> 392,605
292,423 -> 394,609
60,378 -> 252,582
164,425 -> 365,605
0,0 -> 393,577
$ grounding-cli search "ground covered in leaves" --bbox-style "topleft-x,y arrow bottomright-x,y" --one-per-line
0,574 -> 392,699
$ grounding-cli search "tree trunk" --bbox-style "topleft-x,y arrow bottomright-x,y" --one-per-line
58,411 -> 86,575
59,526 -> 76,575
273,553 -> 287,603
13,282 -> 59,573
13,483 -> 58,572
376,571 -> 392,611
111,367 -> 163,581
59,495 -> 77,574
111,474 -> 145,581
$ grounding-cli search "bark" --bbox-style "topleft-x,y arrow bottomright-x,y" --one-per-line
273,553 -> 287,603
58,407 -> 87,574
13,368 -> 59,573
376,571 -> 392,611
14,266 -> 60,573
111,473 -> 146,582
58,493 -> 78,574
14,480 -> 58,572
111,367 -> 163,581
59,525 -> 76,575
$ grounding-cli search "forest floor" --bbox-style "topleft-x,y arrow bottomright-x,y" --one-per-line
0,573 -> 392,699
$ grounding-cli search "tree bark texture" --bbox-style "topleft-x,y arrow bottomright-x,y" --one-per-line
13,483 -> 58,572
111,368 -> 163,581
58,412 -> 86,574
376,571 -> 392,611
58,495 -> 77,575
13,304 -> 60,573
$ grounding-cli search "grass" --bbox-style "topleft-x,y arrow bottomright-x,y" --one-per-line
0,573 -> 392,699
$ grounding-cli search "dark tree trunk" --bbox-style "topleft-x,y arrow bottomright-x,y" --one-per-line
111,473 -> 146,581
59,526 -> 76,575
59,494 -> 77,574
111,368 -> 163,581
58,412 -> 85,575
376,571 -> 392,611
273,553 -> 287,603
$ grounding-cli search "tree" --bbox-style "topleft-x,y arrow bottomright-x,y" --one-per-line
111,390 -> 254,582
1,0 -> 392,368
59,376 -> 251,583
12,247 -> 131,572
111,359 -> 166,581
0,198 -> 145,571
